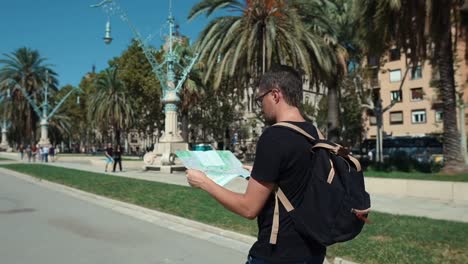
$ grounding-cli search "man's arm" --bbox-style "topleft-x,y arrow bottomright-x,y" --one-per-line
186,169 -> 274,219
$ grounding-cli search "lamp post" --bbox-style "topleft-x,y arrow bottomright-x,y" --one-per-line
91,0 -> 199,170
0,90 -> 11,150
7,71 -> 82,147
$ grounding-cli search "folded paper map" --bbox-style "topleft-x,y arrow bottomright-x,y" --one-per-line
175,150 -> 250,186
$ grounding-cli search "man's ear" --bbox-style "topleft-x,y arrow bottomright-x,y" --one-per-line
273,89 -> 281,103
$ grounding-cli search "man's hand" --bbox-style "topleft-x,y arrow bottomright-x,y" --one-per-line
186,169 -> 211,189
242,165 -> 253,172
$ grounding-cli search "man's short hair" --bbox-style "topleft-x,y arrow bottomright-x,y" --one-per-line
258,65 -> 303,107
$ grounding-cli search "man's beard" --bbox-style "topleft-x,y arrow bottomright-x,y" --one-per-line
264,115 -> 275,126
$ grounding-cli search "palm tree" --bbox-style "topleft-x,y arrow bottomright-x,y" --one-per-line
0,47 -> 58,145
295,0 -> 354,141
355,0 -> 467,172
88,67 -> 136,144
189,0 -> 334,89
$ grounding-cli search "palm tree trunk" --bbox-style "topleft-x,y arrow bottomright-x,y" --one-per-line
438,4 -> 465,173
327,79 -> 340,142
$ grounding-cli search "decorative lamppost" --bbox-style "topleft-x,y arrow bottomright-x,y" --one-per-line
6,71 -> 82,147
0,90 -> 11,150
91,0 -> 198,172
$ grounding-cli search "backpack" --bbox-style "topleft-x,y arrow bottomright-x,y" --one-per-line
269,122 -> 371,246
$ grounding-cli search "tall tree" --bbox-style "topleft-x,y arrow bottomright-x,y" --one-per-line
0,47 -> 58,145
189,0 -> 334,90
88,67 -> 136,144
109,40 -> 163,134
355,0 -> 467,172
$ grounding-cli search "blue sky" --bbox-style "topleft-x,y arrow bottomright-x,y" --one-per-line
0,0 -> 216,87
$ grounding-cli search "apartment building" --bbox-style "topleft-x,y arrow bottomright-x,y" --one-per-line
364,42 -> 468,139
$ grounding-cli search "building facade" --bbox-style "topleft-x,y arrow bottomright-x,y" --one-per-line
364,42 -> 468,140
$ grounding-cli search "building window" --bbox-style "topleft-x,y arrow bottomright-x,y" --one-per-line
390,111 -> 404,125
389,48 -> 401,61
435,110 -> 443,123
369,115 -> 377,126
411,66 -> 423,79
390,69 -> 401,83
411,88 -> 424,101
390,90 -> 402,102
412,110 -> 427,124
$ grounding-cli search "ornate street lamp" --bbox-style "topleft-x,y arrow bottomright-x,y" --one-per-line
6,71 -> 82,147
91,0 -> 198,172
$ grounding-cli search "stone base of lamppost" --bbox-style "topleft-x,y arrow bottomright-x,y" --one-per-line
38,138 -> 51,148
0,143 -> 9,152
0,130 -> 9,151
142,141 -> 188,173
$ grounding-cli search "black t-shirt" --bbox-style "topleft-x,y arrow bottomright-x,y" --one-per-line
106,148 -> 113,158
249,121 -> 326,263
114,147 -> 122,159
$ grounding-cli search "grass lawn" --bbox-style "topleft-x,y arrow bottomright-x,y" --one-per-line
0,157 -> 13,161
1,164 -> 467,264
365,169 -> 468,182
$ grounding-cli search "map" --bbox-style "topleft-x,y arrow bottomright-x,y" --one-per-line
175,150 -> 251,186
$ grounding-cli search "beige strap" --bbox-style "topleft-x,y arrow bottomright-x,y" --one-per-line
348,155 -> 362,172
313,143 -> 363,172
273,122 -> 316,141
269,188 -> 295,244
312,142 -> 340,154
269,191 -> 280,244
327,159 -> 335,184
277,188 -> 294,212
316,128 -> 325,140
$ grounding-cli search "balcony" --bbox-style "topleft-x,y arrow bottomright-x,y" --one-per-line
431,94 -> 443,109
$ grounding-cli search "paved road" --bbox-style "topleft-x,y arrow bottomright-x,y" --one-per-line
0,170 -> 247,264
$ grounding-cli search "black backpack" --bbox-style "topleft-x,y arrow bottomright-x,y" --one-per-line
269,122 -> 371,246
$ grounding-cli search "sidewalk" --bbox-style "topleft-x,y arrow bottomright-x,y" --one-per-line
2,152 -> 468,223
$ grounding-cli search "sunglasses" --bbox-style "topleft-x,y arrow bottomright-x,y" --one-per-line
254,90 -> 273,108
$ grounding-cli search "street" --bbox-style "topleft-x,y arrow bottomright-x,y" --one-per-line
0,171 -> 247,264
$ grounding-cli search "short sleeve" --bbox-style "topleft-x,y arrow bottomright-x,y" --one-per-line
250,128 -> 284,183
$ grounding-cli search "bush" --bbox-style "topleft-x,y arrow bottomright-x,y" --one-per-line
370,151 -> 442,173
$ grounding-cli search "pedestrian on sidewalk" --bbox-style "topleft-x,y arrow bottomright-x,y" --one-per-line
31,144 -> 37,162
42,145 -> 49,163
49,146 -> 55,162
104,143 -> 114,172
26,145 -> 32,162
18,144 -> 24,160
112,144 -> 123,172
186,66 -> 326,264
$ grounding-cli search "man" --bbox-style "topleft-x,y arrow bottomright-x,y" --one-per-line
42,145 -> 49,163
186,65 -> 325,263
104,143 -> 114,172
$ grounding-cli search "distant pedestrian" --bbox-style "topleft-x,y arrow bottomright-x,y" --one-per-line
39,146 -> 44,162
113,144 -> 123,172
104,143 -> 114,172
26,145 -> 32,162
42,145 -> 49,163
31,145 -> 37,162
49,146 -> 55,162
18,144 -> 24,160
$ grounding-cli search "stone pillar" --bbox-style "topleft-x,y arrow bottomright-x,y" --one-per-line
0,126 -> 8,150
160,103 -> 183,143
38,118 -> 50,147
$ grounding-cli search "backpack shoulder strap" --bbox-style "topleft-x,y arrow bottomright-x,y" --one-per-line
270,187 -> 294,245
273,122 -> 324,140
